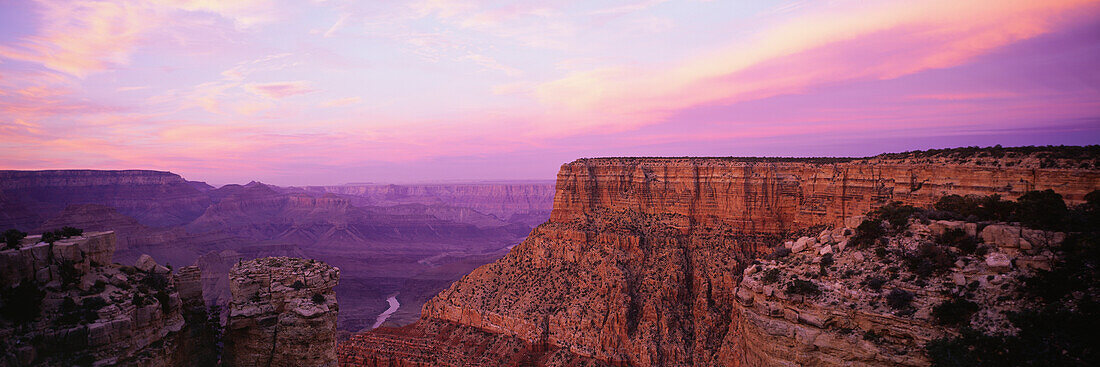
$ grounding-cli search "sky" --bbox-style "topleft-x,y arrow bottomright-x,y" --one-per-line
0,0 -> 1098,185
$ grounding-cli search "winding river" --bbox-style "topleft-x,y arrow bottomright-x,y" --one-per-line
371,295 -> 401,329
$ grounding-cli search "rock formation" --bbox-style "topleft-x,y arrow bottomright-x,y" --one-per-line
224,257 -> 340,367
340,150 -> 1100,366
0,232 -> 214,366
0,170 -> 212,229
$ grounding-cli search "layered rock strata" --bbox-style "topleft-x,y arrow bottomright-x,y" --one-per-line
734,220 -> 1061,366
0,233 -> 211,366
224,257 -> 340,367
341,154 -> 1099,367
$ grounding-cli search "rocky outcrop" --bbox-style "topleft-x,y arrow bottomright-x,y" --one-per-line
224,257 -> 340,367
733,220 -> 1064,366
0,170 -> 212,229
0,233 -> 213,366
340,152 -> 1099,366
551,157 -> 1099,234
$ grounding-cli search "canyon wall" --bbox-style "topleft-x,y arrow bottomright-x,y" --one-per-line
0,170 -> 211,229
0,232 -> 214,366
341,154 -> 1100,366
551,158 -> 1099,234
224,257 -> 340,367
302,182 -> 555,222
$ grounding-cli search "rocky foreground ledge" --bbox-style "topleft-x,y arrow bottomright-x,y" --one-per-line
224,257 -> 340,367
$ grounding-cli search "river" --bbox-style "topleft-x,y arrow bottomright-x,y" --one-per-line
371,295 -> 400,329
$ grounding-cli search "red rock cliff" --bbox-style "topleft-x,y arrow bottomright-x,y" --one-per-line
340,153 -> 1100,367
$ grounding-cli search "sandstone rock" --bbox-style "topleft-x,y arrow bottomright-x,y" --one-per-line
985,253 -> 1013,272
152,265 -> 170,275
845,215 -> 867,229
952,273 -> 966,286
819,245 -> 833,256
135,254 -> 157,272
793,237 -> 812,253
224,257 -> 340,367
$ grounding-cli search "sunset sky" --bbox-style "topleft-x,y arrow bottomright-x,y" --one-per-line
1,0 -> 1098,185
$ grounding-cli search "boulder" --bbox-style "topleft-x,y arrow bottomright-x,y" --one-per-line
845,215 -> 866,229
818,245 -> 833,256
134,254 -> 157,272
985,253 -> 1013,273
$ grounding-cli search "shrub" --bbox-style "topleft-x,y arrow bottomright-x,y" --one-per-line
863,276 -> 888,291
81,296 -> 109,322
291,280 -> 305,290
41,231 -> 62,244
1015,189 -> 1068,231
904,243 -> 956,278
142,273 -> 169,292
851,220 -> 886,248
885,289 -> 914,309
870,202 -> 919,229
3,229 -> 27,249
0,281 -> 45,323
937,228 -> 978,255
311,293 -> 326,304
761,268 -> 781,284
786,279 -> 821,297
932,297 -> 979,327
58,226 -> 83,237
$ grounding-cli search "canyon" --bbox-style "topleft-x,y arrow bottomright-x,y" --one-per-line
0,171 -> 554,332
341,148 -> 1100,366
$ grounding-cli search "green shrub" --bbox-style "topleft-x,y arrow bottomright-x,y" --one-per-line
785,279 -> 821,297
311,293 -> 326,304
142,273 -> 169,292
904,243 -> 956,278
58,226 -> 83,237
932,297 -> 979,327
937,228 -> 978,255
1015,189 -> 1068,231
761,268 -> 781,284
291,280 -> 305,290
885,289 -> 914,309
863,276 -> 888,291
2,229 -> 27,249
851,220 -> 886,248
870,202 -> 918,229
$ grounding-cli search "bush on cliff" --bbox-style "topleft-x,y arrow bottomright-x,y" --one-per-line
3,229 -> 27,249
932,297 -> 979,327
903,243 -> 956,278
312,293 -> 326,304
927,197 -> 1100,366
869,202 -> 918,229
786,279 -> 821,297
851,220 -> 886,248
885,289 -> 914,309
936,228 -> 978,255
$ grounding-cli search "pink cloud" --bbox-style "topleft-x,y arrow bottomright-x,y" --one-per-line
244,81 -> 318,99
532,0 -> 1100,137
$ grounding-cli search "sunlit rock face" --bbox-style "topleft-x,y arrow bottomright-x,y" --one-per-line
340,153 -> 1099,367
224,257 -> 340,367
